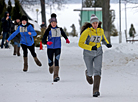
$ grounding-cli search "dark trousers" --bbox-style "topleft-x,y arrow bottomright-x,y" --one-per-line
21,44 -> 36,57
1,32 -> 9,48
47,48 -> 61,66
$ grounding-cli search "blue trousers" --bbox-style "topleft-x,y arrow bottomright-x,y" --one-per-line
47,48 -> 61,67
1,32 -> 10,48
14,42 -> 20,47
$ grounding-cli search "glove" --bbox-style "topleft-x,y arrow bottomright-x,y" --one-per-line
106,44 -> 112,48
92,46 -> 97,50
66,39 -> 70,44
47,41 -> 53,45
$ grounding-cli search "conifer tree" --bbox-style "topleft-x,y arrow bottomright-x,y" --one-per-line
12,0 -> 22,20
0,0 -> 6,34
7,0 -> 13,17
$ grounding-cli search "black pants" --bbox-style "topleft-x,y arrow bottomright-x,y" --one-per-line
47,48 -> 61,67
21,44 -> 36,57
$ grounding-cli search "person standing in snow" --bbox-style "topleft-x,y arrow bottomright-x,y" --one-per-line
78,14 -> 112,97
7,15 -> 42,72
1,11 -> 12,49
11,17 -> 21,56
129,24 -> 136,38
42,13 -> 70,82
40,22 -> 46,28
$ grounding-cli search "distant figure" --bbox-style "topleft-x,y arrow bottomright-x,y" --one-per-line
1,11 -> 12,48
129,24 -> 136,38
11,17 -> 21,56
40,22 -> 46,28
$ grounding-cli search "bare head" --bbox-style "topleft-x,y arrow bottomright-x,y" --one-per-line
16,19 -> 20,23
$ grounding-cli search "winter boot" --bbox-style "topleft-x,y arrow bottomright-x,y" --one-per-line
49,65 -> 54,74
13,45 -> 17,55
93,75 -> 101,97
17,47 -> 20,56
34,57 -> 42,66
85,70 -> 93,85
53,66 -> 60,82
23,57 -> 28,72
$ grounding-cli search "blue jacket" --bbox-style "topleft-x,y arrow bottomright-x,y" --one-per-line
42,26 -> 68,49
8,23 -> 37,46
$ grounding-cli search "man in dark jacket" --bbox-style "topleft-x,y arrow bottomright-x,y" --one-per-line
1,11 -> 12,48
40,22 -> 46,28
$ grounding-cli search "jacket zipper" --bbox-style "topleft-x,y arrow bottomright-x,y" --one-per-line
53,29 -> 58,49
23,32 -> 28,45
96,29 -> 98,46
22,27 -> 28,45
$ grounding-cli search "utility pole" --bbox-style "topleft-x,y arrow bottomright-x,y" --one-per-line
124,0 -> 128,40
36,9 -> 39,23
49,2 -> 52,15
119,0 -> 122,43
81,0 -> 84,27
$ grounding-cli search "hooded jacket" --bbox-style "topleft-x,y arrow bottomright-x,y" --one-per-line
79,27 -> 109,51
7,23 -> 37,46
1,11 -> 12,32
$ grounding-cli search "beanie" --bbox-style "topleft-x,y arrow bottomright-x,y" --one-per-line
50,13 -> 57,23
90,14 -> 99,24
21,15 -> 28,22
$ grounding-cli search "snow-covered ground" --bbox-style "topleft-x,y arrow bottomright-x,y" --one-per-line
0,36 -> 138,102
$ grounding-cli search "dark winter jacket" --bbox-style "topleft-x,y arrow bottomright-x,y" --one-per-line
42,25 -> 68,49
40,24 -> 46,28
129,24 -> 136,37
11,21 -> 21,43
1,12 -> 12,32
7,23 -> 37,46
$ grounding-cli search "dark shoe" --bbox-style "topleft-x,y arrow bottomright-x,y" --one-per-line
93,92 -> 100,97
53,66 -> 60,82
23,57 -> 28,72
93,75 -> 101,97
34,57 -> 42,66
13,45 -> 17,55
49,66 -> 54,74
85,70 -> 93,84
17,47 -> 20,56
5,45 -> 9,48
54,77 -> 60,82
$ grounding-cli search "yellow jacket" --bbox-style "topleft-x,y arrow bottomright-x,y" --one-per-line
78,27 -> 109,51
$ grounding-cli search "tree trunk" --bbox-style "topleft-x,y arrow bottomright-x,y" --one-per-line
40,0 -> 47,27
102,0 -> 111,43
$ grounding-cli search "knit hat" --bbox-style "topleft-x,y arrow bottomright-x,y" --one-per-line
21,15 -> 28,22
50,13 -> 57,23
90,14 -> 99,24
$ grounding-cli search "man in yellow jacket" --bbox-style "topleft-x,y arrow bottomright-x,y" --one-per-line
78,14 -> 112,97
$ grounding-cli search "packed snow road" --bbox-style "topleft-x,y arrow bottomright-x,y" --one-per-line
0,38 -> 138,102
